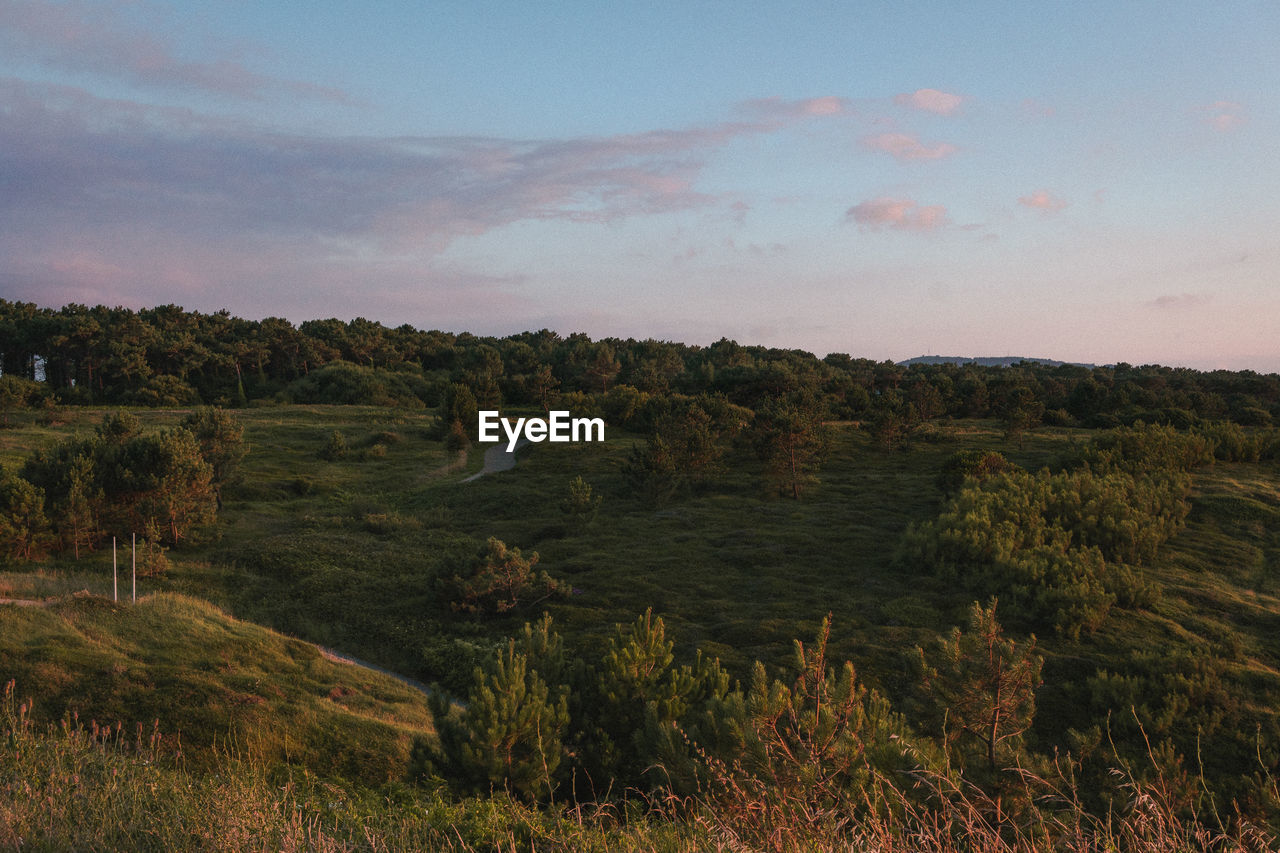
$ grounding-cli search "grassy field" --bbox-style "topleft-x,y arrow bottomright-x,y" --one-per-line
4,404 -> 1280,815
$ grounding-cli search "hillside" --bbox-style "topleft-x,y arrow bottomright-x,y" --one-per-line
0,591 -> 435,784
899,354 -> 1094,368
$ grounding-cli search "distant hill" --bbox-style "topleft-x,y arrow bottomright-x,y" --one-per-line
898,355 -> 1095,368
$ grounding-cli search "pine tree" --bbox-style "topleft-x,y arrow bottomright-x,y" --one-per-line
700,616 -> 923,849
0,468 -> 52,562
751,393 -> 830,498
559,475 -> 601,528
98,427 -> 216,545
447,537 -> 567,616
620,435 -> 680,506
430,638 -> 569,801
914,599 -> 1042,774
180,407 -> 246,510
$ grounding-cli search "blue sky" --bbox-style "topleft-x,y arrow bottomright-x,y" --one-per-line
2,1 -> 1277,370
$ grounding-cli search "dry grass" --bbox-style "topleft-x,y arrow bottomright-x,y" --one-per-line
3,676 -> 1278,852
690,748 -> 1279,853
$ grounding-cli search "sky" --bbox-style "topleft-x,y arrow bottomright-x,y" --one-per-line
1,1 -> 1278,371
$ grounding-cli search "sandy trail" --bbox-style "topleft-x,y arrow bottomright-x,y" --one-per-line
317,646 -> 434,697
462,439 -> 528,482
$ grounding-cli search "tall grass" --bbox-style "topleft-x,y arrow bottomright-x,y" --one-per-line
4,678 -> 1277,851
0,680 -> 700,852
688,747 -> 1279,852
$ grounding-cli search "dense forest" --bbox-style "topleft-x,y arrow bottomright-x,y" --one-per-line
3,299 -> 1278,429
3,300 -> 1280,851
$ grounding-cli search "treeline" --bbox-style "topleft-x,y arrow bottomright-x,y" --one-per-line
0,409 -> 244,569
3,301 -> 1279,431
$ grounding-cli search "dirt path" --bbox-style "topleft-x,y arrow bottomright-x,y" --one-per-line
317,646 -> 434,697
462,439 -> 528,482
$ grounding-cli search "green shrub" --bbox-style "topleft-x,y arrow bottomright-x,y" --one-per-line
444,538 -> 569,617
936,448 -> 1017,495
284,361 -> 429,407
319,430 -> 348,460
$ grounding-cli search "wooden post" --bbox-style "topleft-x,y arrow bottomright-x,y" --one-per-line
112,537 -> 118,602
131,533 -> 136,603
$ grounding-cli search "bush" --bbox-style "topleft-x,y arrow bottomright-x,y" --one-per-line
1197,421 -> 1267,462
600,384 -> 650,429
445,538 -> 568,617
902,457 -> 1187,637
936,449 -> 1017,495
121,375 -> 201,408
444,419 -> 470,451
554,390 -> 601,419
1083,421 -> 1212,473
360,443 -> 388,460
319,430 -> 348,461
284,361 -> 429,407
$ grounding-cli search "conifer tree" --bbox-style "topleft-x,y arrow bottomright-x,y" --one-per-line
621,435 -> 681,506
180,407 -> 246,509
429,636 -> 570,802
914,599 -> 1042,774
750,393 -> 829,498
447,537 -> 567,616
559,475 -> 601,529
0,468 -> 51,562
21,437 -> 104,559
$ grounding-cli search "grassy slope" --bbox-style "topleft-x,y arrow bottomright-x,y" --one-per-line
0,591 -> 435,785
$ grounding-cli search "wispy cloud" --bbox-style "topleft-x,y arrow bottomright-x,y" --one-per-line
0,0 -> 350,102
1200,100 -> 1246,132
1145,293 -> 1209,310
0,78 -> 842,312
845,197 -> 949,231
893,88 -> 965,115
1018,189 -> 1067,212
860,132 -> 957,161
740,95 -> 850,119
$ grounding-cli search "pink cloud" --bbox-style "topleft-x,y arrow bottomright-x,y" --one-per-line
1201,100 -> 1246,132
893,88 -> 965,115
1018,189 -> 1067,212
846,197 -> 949,231
860,132 -> 957,161
0,0 -> 351,102
740,95 -> 851,120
